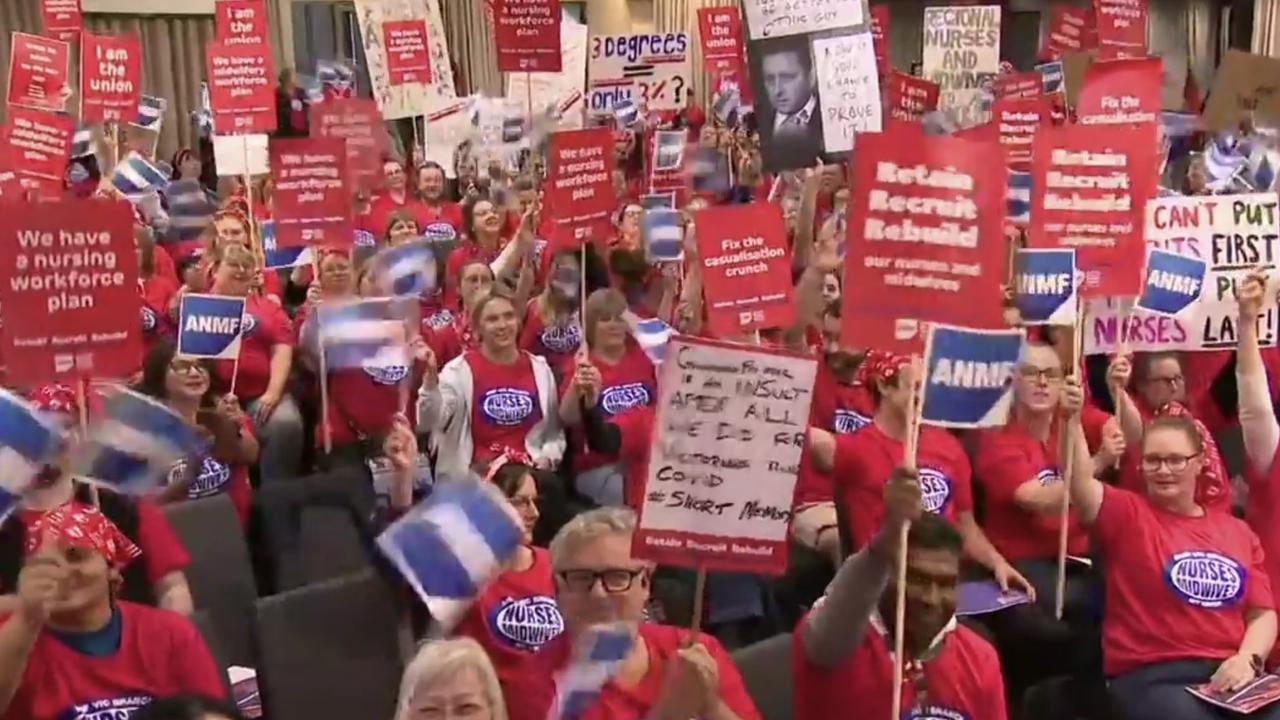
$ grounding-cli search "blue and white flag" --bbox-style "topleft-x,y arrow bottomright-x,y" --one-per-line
921,325 -> 1024,429
547,623 -> 636,720
192,82 -> 214,138
75,389 -> 206,495
642,208 -> 682,262
640,193 -> 675,210
369,240 -> 438,297
376,480 -> 522,632
1014,248 -> 1077,325
1007,170 -> 1032,225
133,95 -> 167,131
1036,61 -> 1064,95
686,147 -> 730,195
165,178 -> 217,245
261,221 -> 312,269
311,297 -> 413,380
623,311 -> 674,365
613,99 -> 640,128
1137,249 -> 1206,317
111,152 -> 169,198
316,60 -> 356,99
0,389 -> 59,522
178,294 -> 247,359
70,126 -> 94,159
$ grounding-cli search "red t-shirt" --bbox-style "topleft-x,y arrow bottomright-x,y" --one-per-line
419,201 -> 464,242
793,364 -> 876,507
444,240 -> 505,309
792,617 -> 1007,720
466,351 -> 543,464
426,315 -> 475,369
559,345 -> 657,473
0,601 -> 225,720
615,405 -> 656,510
164,416 -> 255,526
453,547 -> 563,689
321,350 -> 408,448
18,500 -> 189,587
139,276 -> 178,353
212,294 -> 296,402
502,623 -> 761,720
520,303 -> 582,365
368,192 -> 429,240
973,421 -> 1089,562
1094,485 -> 1273,676
834,423 -> 973,549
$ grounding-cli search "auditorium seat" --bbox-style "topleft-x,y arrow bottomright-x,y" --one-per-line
732,632 -> 794,720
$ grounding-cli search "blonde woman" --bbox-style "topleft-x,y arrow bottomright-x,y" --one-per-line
395,638 -> 507,720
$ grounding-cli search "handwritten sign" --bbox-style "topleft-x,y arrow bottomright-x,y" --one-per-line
1203,51 -> 1280,132
633,337 -> 817,575
742,0 -> 866,40
587,33 -> 690,118
508,21 -> 587,130
921,5 -> 1000,128
812,32 -> 881,154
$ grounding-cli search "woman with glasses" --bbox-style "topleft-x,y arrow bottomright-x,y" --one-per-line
443,198 -> 516,310
1064,378 -> 1278,719
137,340 -> 259,526
454,455 -> 562,688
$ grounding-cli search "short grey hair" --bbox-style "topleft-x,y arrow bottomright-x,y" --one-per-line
549,507 -> 638,571
395,637 -> 507,720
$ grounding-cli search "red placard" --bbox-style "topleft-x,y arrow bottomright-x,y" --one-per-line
80,33 -> 141,124
994,95 -> 1051,171
0,108 -> 72,200
205,41 -> 276,135
382,20 -> 432,86
695,204 -> 795,336
697,7 -> 744,73
1076,56 -> 1161,126
885,71 -> 939,123
544,128 -> 616,250
270,137 -> 354,249
7,32 -> 70,112
841,123 -> 1006,353
490,0 -> 562,73
869,5 -> 890,73
1042,5 -> 1096,59
1027,123 -> 1155,297
991,72 -> 1043,100
0,198 -> 141,383
309,98 -> 390,195
40,0 -> 82,43
215,0 -> 268,45
1095,0 -> 1147,57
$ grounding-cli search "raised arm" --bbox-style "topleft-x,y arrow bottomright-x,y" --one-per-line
1064,379 -> 1105,524
1236,272 -> 1279,476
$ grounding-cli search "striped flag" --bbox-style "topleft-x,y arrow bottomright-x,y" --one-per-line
1007,170 -> 1031,225
547,624 -> 636,720
368,240 -> 439,297
712,84 -> 741,124
133,95 -> 167,131
623,311 -> 674,365
641,208 -> 682,262
1204,136 -> 1248,191
309,297 -> 413,380
111,152 -> 169,198
192,82 -> 214,138
70,126 -> 94,159
74,389 -> 205,495
164,178 -> 217,245
613,99 -> 640,128
376,479 -> 522,632
0,389 -> 59,523
317,60 -> 355,98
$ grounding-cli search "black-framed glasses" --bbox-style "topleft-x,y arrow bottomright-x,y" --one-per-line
557,568 -> 649,594
1141,453 -> 1200,473
1017,366 -> 1065,383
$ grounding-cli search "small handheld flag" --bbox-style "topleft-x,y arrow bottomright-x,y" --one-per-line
546,623 -> 636,720
623,311 -> 674,365
310,297 -> 413,380
111,152 -> 169,198
165,178 -> 218,246
368,240 -> 439,297
642,208 -> 682,262
261,221 -> 313,269
132,95 -> 167,131
1013,249 -> 1077,325
75,389 -> 206,495
613,99 -> 640,129
1007,170 -> 1032,225
0,389 -> 60,522
70,126 -> 94,159
178,294 -> 247,359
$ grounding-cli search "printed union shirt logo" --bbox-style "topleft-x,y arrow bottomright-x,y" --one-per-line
61,693 -> 153,720
488,595 -> 564,650
481,388 -> 536,426
833,408 -> 871,434
240,313 -> 258,337
169,456 -> 232,499
918,467 -> 952,514
425,308 -> 454,329
423,221 -> 457,241
1035,468 -> 1061,486
601,382 -> 651,415
353,229 -> 377,247
905,707 -> 969,720
140,306 -> 157,332
1165,550 -> 1246,609
540,322 -> 582,354
362,357 -> 409,385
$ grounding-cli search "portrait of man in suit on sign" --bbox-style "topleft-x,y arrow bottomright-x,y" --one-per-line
750,35 -> 827,172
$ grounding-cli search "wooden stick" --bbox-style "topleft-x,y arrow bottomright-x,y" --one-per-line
412,117 -> 422,167
525,71 -> 534,120
891,353 -> 924,720
1054,300 -> 1084,620
690,566 -> 707,634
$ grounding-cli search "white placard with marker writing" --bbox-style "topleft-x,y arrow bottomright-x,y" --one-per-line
632,336 -> 817,575
742,0 -> 868,40
587,33 -> 691,119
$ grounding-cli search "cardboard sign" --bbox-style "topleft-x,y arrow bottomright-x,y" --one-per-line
80,33 -> 142,124
695,203 -> 795,336
7,32 -> 70,113
1094,0 -> 1147,57
0,108 -> 72,200
1014,248 -> 1078,326
1084,194 -> 1280,354
1203,51 -> 1280,132
841,122 -> 1006,352
353,0 -> 456,121
40,0 -> 82,42
205,41 -> 276,135
921,324 -> 1022,428
646,130 -> 686,195
544,128 -> 615,249
812,31 -> 881,154
178,294 -> 246,359
270,137 -> 353,249
382,20 -> 432,85
490,0 -> 561,73
697,7 -> 744,72
507,21 -> 588,130
994,95 -> 1050,171
869,5 -> 889,72
921,5 -> 1000,128
633,336 -> 817,575
1027,122 -> 1154,297
587,33 -> 691,118
1042,5 -> 1095,59
215,0 -> 268,45
212,133 -> 268,176
886,71 -> 940,123
742,0 -> 866,39
1136,249 -> 1206,317
309,98 -> 390,194
0,199 -> 140,383
1076,56 -> 1160,125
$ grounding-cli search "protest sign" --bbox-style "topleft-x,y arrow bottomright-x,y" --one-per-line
215,0 -> 268,45
507,21 -> 588,130
1202,51 -> 1280,132
1076,56 -> 1160,125
697,7 -> 744,73
1136,249 -> 1206,317
921,6 -> 1000,128
382,20 -> 432,85
1042,5 -> 1095,59
1084,194 -> 1280,354
869,5 -> 888,72
80,33 -> 142,124
921,324 -> 1022,428
354,0 -> 456,119
212,134 -> 268,177
0,199 -> 140,383
587,33 -> 691,118
742,0 -> 866,39
1027,122 -> 1155,298
647,130 -> 686,196
0,108 -> 72,200
812,32 -> 881,154
1037,60 -> 1065,96
633,336 -> 817,574
695,203 -> 795,336
41,0 -> 82,42
886,71 -> 939,123
994,95 -> 1050,171
1094,0 -> 1147,58
490,0 -> 561,73
205,41 -> 276,134
1014,248 -> 1078,326
178,294 -> 246,360
309,98 -> 390,194
990,72 -> 1044,101
424,101 -> 472,179
260,221 -> 312,269
841,123 -> 1007,352
270,137 -> 353,249
544,128 -> 615,249
7,32 -> 70,113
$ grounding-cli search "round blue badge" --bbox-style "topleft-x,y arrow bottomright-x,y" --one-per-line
600,382 -> 651,415
423,222 -> 457,241
917,467 -> 952,514
540,323 -> 582,354
1035,468 -> 1062,486
480,388 -> 536,426
140,306 -> 157,332
169,456 -> 232,499
488,595 -> 564,651
1165,550 -> 1246,609
240,313 -> 257,337
362,361 -> 409,385
833,409 -> 871,434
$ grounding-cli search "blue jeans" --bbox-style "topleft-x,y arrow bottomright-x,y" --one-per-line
247,394 -> 303,482
1110,659 -> 1280,720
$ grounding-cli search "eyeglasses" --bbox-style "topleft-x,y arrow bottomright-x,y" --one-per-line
557,568 -> 648,594
1140,453 -> 1200,473
170,360 -> 208,375
1145,375 -> 1185,388
1018,366 -> 1065,383
508,495 -> 537,512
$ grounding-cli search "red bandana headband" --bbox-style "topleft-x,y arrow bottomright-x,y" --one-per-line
24,503 -> 142,570
484,445 -> 533,482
